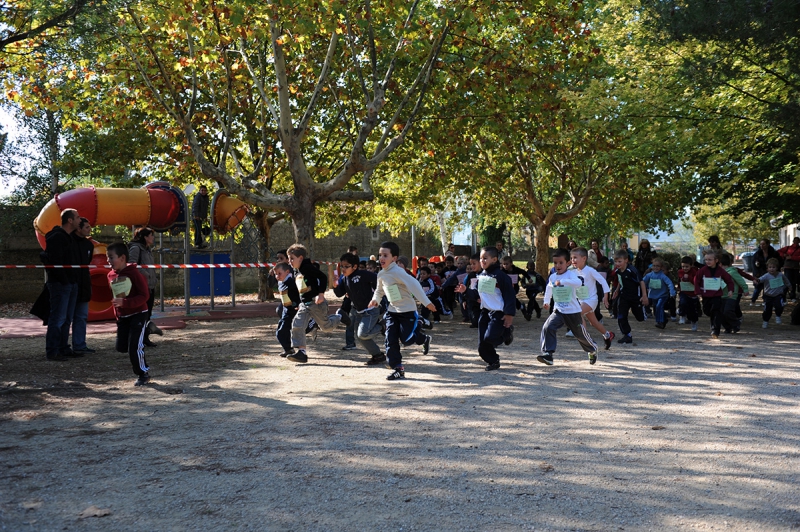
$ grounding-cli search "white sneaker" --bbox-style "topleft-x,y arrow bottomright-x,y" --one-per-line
691,322 -> 698,331
565,330 -> 575,338
679,317 -> 686,325
762,321 -> 769,329
776,316 -> 782,324
670,316 -> 677,322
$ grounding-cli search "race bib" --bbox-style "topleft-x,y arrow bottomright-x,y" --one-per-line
469,278 -> 478,290
457,273 -> 468,284
295,275 -> 310,294
110,277 -> 132,298
552,286 -> 573,303
649,279 -> 662,290
680,282 -> 695,292
576,286 -> 590,300
279,290 -> 292,306
508,274 -> 519,285
385,283 -> 402,303
478,276 -> 497,294
703,277 -> 722,291
769,277 -> 785,289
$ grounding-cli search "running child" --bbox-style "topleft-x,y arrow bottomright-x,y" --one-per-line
456,247 -> 516,371
677,256 -> 701,331
369,242 -> 436,381
756,258 -> 790,328
106,243 -> 152,386
570,247 -> 615,348
500,256 -> 532,320
538,248 -> 599,366
273,262 -> 301,357
720,253 -> 749,333
694,250 -> 734,339
611,249 -> 649,344
286,244 -> 347,363
642,257 -> 676,329
418,266 -> 448,323
523,259 -> 546,320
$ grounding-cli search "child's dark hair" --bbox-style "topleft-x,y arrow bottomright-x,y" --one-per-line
481,246 -> 499,259
613,249 -> 629,261
380,241 -> 400,257
287,243 -> 307,258
471,253 -> 480,260
339,253 -> 359,266
419,266 -> 431,274
766,257 -> 780,268
720,253 -> 733,266
681,255 -> 694,265
366,259 -> 378,269
107,242 -> 129,260
552,248 -> 570,261
273,262 -> 291,273
571,247 -> 588,258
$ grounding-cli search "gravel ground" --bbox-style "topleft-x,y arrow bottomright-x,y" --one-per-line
1,302 -> 799,531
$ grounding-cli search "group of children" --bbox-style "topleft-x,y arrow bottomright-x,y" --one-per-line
105,238 -> 792,386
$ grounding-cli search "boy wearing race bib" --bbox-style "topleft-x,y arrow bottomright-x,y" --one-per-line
570,247 -> 615,353
333,253 -> 385,366
642,257 -> 676,330
286,244 -> 347,364
677,256 -> 701,330
537,248 -> 599,366
694,251 -> 734,339
369,242 -> 436,381
720,253 -> 750,333
756,258 -> 790,328
610,249 -> 649,344
456,247 -> 516,371
106,243 -> 152,386
500,256 -> 532,320
273,262 -> 301,357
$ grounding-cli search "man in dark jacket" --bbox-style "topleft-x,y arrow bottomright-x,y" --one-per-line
44,208 -> 82,361
71,218 -> 96,355
192,185 -> 209,248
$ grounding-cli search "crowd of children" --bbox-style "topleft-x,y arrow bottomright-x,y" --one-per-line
106,234 -> 794,386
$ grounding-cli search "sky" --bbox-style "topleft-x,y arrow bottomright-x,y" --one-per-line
0,107 -> 24,198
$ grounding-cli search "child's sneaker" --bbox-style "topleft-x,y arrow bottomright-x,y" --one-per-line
679,317 -> 686,324
536,353 -> 554,366
336,309 -> 352,327
341,344 -> 357,351
134,373 -> 150,386
776,316 -> 782,324
617,335 -> 632,344
366,353 -> 386,366
691,322 -> 698,331
604,331 -> 614,350
565,330 -> 575,338
387,366 -> 405,380
588,352 -> 597,365
422,335 -> 431,355
485,362 -> 501,371
420,317 -> 434,330
762,321 -> 769,328
287,350 -> 308,363
503,325 -> 514,346
280,349 -> 294,357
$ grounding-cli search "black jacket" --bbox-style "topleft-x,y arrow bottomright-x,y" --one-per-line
333,269 -> 377,312
294,258 -> 328,304
43,226 -> 79,284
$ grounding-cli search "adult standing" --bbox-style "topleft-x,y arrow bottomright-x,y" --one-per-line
777,236 -> 800,302
129,226 -> 163,347
704,235 -> 729,257
634,239 -> 658,275
192,185 -> 210,248
44,208 -> 81,361
587,239 -> 605,269
751,238 -> 780,305
71,217 -> 96,355
495,241 -> 507,260
619,240 -> 635,264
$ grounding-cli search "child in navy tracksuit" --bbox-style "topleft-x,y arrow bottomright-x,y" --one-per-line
273,262 -> 301,357
756,258 -> 791,328
611,249 -> 649,344
418,267 -> 447,322
642,257 -> 676,329
457,247 -> 516,371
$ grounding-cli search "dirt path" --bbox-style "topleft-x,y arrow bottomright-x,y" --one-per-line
1,304 -> 799,531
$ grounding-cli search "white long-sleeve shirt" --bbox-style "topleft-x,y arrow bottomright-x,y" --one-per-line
575,265 -> 611,302
543,269 -> 583,314
372,261 -> 432,313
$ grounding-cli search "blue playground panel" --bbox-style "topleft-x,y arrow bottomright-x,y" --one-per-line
189,254 -> 231,296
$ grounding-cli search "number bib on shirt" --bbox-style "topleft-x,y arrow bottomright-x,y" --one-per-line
769,277 -> 785,289
552,286 -> 573,303
295,275 -> 310,294
279,290 -> 292,306
703,277 -> 722,291
110,277 -> 132,298
385,283 -> 402,303
575,286 -> 590,300
508,274 -> 519,285
649,278 -> 662,290
478,276 -> 497,294
680,282 -> 695,292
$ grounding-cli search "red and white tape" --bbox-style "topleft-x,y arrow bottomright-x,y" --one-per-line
1,262 -> 337,269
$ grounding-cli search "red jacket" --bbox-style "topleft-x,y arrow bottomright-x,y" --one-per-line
694,265 -> 734,298
777,243 -> 800,263
107,264 -> 149,318
678,266 -> 699,297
